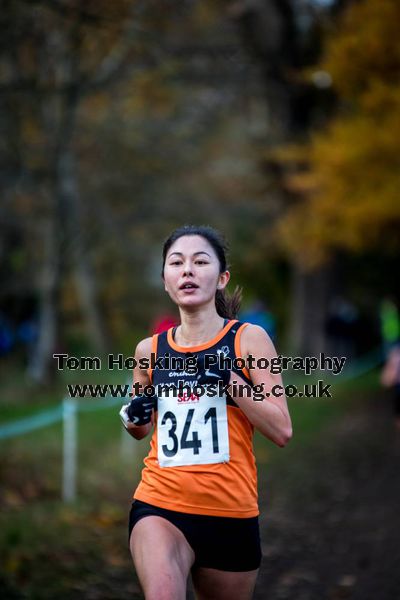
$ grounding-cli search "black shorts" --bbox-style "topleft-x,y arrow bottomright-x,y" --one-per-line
128,499 -> 262,572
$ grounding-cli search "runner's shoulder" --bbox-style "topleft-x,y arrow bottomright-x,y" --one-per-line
134,337 -> 153,386
134,336 -> 153,360
240,323 -> 275,357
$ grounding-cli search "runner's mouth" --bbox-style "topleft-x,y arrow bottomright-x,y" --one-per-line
179,283 -> 199,290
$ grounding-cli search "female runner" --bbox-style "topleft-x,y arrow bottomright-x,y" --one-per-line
119,224 -> 292,600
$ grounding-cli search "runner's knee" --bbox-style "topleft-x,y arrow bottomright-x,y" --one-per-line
130,516 -> 193,599
141,553 -> 189,600
144,568 -> 186,600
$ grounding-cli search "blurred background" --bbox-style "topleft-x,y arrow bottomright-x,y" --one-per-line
1,1 -> 399,598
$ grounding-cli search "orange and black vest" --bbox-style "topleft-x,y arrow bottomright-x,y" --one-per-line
133,319 -> 259,517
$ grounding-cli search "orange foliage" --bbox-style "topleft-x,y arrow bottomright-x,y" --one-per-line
275,0 -> 400,269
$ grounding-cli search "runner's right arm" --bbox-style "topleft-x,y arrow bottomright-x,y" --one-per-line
122,337 -> 154,440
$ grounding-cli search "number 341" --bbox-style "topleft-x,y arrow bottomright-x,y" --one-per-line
161,408 -> 219,457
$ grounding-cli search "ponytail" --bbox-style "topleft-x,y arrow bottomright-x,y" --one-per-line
215,285 -> 242,319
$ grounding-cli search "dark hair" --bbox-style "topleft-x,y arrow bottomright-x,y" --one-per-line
161,224 -> 242,319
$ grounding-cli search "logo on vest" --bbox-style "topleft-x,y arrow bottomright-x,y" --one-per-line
177,391 -> 199,403
218,345 -> 230,358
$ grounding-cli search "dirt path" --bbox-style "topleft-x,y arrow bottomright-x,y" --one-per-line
252,396 -> 400,600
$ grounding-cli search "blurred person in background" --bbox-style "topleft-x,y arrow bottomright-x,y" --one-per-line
0,312 -> 14,356
380,297 -> 400,358
151,313 -> 179,335
239,299 -> 276,343
381,340 -> 400,432
326,296 -> 359,359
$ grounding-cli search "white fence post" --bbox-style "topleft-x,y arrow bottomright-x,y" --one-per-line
120,381 -> 136,461
120,424 -> 136,461
62,397 -> 77,502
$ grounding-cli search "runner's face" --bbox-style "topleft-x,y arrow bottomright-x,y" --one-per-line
163,235 -> 230,308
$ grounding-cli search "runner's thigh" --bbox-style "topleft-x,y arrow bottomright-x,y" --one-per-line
130,516 -> 195,600
191,566 -> 259,600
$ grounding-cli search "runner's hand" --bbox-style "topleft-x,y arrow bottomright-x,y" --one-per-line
119,394 -> 157,427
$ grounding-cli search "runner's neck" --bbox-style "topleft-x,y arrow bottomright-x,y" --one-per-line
172,318 -> 229,347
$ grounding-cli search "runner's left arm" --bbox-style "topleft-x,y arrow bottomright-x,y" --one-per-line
231,324 -> 292,447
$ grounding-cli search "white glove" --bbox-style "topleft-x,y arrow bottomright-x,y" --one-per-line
119,404 -> 131,429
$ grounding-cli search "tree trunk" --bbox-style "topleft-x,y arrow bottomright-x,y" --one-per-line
289,262 -> 332,356
57,144 -> 110,355
27,201 -> 62,384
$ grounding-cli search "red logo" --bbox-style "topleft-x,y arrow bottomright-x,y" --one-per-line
177,391 -> 199,403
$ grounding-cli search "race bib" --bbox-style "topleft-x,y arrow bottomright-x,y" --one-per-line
157,384 -> 230,467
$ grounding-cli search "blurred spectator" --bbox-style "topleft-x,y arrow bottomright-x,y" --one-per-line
0,313 -> 14,356
0,295 -> 39,361
326,296 -> 359,358
380,297 -> 400,358
151,313 -> 179,335
17,318 -> 38,346
240,300 -> 276,341
380,341 -> 400,431
17,317 -> 39,366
